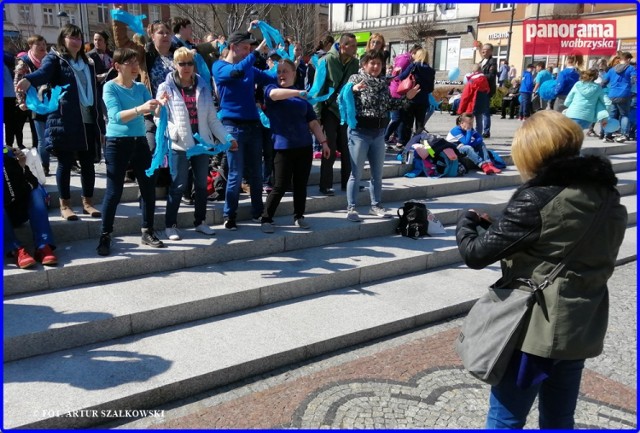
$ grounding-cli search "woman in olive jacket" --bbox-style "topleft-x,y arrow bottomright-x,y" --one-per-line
456,110 -> 627,429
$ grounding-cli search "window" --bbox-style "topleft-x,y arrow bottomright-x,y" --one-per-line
148,5 -> 161,24
492,3 -> 513,11
97,3 -> 109,23
433,38 -> 460,71
417,4 -> 428,13
128,4 -> 140,16
390,3 -> 400,16
19,5 -> 31,23
445,3 -> 456,10
43,7 -> 54,26
345,4 -> 353,22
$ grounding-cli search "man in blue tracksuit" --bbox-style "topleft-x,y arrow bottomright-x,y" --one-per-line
212,24 -> 275,230
601,51 -> 637,142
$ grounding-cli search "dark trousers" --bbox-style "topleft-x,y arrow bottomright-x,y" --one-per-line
3,97 -> 20,148
400,101 -> 429,141
100,136 -> 156,234
501,97 -> 519,118
55,123 -> 97,199
262,146 -> 313,222
320,109 -> 351,191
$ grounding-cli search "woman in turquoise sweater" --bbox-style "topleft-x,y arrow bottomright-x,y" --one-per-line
97,48 -> 167,256
564,69 -> 609,130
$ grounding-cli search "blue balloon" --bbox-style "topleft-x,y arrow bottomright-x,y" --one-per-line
448,67 -> 460,81
538,79 -> 557,101
603,117 -> 620,133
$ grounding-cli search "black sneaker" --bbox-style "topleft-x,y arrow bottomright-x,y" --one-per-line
96,233 -> 111,256
141,229 -> 165,248
319,188 -> 335,196
224,218 -> 237,230
482,132 -> 491,138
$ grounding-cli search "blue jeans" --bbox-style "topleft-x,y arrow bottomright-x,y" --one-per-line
458,144 -> 490,167
100,137 -> 156,234
34,120 -> 49,167
346,127 -> 386,209
384,110 -> 402,142
166,150 -> 210,227
481,110 -> 491,135
222,121 -> 264,220
609,97 -> 631,136
486,353 -> 585,429
4,187 -> 55,252
519,93 -> 533,118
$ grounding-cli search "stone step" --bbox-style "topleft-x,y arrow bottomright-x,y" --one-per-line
4,192 -> 636,362
5,166 -> 636,297
11,154 -> 637,247
3,217 -> 636,430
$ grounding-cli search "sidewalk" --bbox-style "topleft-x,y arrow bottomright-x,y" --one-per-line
110,261 -> 636,429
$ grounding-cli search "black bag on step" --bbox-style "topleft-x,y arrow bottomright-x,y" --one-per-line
396,201 -> 429,238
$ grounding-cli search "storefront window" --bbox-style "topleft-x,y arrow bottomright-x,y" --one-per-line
434,38 -> 460,71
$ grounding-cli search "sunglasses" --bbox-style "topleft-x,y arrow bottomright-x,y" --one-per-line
177,61 -> 194,67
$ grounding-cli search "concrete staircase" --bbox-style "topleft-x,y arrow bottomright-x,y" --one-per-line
3,140 -> 636,429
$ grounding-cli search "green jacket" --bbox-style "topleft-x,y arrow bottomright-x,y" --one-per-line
457,155 -> 627,360
313,43 -> 359,120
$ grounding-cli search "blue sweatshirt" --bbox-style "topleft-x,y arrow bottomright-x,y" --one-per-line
446,125 -> 485,151
519,70 -> 534,93
264,84 -> 316,150
603,63 -> 637,99
212,51 -> 276,121
554,66 -> 579,97
102,80 -> 151,137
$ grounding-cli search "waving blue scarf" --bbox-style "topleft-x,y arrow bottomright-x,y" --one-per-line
111,9 -> 146,37
186,133 -> 232,158
25,85 -> 69,115
193,53 -> 212,92
306,57 -> 334,105
337,82 -> 357,129
257,106 -> 271,129
146,106 -> 173,177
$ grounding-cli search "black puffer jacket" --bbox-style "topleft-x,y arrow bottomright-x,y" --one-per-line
24,49 -> 104,154
457,155 -> 628,359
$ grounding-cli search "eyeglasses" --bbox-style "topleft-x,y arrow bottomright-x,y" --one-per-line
65,36 -> 83,42
122,61 -> 139,66
177,62 -> 194,67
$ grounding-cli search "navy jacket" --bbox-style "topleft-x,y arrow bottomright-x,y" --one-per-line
25,49 -> 104,153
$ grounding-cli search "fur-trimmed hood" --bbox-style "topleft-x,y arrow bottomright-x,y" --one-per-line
526,155 -> 618,190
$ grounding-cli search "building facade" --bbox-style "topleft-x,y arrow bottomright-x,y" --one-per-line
329,3 -> 480,83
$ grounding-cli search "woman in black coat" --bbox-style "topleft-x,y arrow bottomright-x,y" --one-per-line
17,24 -> 105,221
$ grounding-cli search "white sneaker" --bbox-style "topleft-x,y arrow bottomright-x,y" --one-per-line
294,217 -> 310,229
261,222 -> 275,233
195,223 -> 215,236
369,205 -> 392,218
165,225 -> 181,240
346,209 -> 361,222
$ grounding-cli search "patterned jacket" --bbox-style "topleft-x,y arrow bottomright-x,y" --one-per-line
348,71 -> 406,122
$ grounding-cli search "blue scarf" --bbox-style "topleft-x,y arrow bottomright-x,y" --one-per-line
25,85 -> 69,115
193,53 -> 212,92
337,82 -> 357,129
111,9 -> 147,37
146,106 -> 173,177
306,57 -> 334,105
186,133 -> 232,159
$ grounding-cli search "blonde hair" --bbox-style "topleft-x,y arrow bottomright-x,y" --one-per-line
173,47 -> 195,64
367,33 -> 386,50
414,48 -> 429,64
511,111 -> 583,180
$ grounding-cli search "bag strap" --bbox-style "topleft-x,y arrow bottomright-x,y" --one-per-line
323,67 -> 351,108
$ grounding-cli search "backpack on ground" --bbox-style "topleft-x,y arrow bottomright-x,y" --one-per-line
396,201 -> 429,238
436,147 -> 460,177
488,150 -> 507,169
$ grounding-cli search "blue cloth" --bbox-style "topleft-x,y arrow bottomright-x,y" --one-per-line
4,62 -> 15,97
486,352 -> 585,429
146,106 -> 173,177
102,80 -> 150,138
101,137 -> 156,234
110,9 -> 146,36
264,84 -> 317,150
338,82 -> 357,129
212,51 -> 276,121
447,125 -> 484,151
534,69 -> 552,86
347,126 -> 386,209
604,64 -> 637,99
3,188 -> 55,251
519,71 -> 534,93
554,67 -> 579,97
25,85 -> 69,115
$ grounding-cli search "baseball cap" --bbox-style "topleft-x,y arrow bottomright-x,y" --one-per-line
228,31 -> 258,46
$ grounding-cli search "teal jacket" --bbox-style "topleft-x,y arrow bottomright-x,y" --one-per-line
313,43 -> 359,119
565,81 -> 609,123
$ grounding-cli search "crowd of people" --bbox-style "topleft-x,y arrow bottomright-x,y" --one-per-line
3,16 -> 635,265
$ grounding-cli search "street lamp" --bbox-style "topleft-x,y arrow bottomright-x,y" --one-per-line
57,10 -> 68,28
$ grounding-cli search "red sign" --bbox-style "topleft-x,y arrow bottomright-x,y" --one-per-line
523,19 -> 617,56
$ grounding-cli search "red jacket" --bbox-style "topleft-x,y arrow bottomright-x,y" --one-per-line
458,72 -> 490,114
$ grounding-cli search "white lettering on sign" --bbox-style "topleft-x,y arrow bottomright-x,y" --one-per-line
488,32 -> 509,40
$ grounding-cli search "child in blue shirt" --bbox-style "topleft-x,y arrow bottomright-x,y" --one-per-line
519,64 -> 535,120
446,113 -> 500,175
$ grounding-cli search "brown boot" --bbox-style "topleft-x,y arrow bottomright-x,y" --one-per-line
82,196 -> 101,217
60,198 -> 78,221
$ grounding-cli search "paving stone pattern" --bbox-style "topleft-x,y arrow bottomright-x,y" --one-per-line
113,262 -> 636,430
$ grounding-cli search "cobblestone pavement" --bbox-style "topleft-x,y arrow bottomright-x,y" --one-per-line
112,261 -> 636,430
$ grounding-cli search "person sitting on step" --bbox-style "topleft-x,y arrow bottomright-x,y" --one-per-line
446,113 -> 500,175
